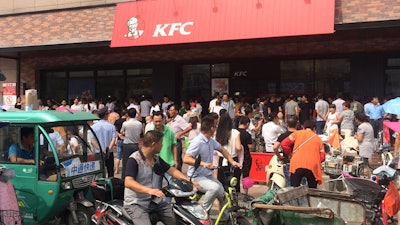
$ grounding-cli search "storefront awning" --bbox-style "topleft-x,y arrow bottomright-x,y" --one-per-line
111,0 -> 335,48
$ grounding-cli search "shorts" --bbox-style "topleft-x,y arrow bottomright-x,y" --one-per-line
116,140 -> 123,159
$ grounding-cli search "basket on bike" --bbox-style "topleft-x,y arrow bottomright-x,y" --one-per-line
0,210 -> 22,225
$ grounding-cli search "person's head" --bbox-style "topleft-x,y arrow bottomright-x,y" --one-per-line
61,99 -> 67,106
168,104 -> 179,118
219,109 -> 227,117
336,92 -> 343,99
189,115 -> 199,130
20,127 -> 34,146
97,106 -> 110,119
277,111 -> 284,120
180,100 -> 186,107
215,99 -> 221,106
163,95 -> 169,103
317,93 -> 323,100
342,101 -> 350,109
120,109 -> 128,118
127,108 -> 137,119
239,116 -> 250,129
287,116 -> 298,129
329,104 -> 336,112
222,93 -> 229,102
302,95 -> 309,102
127,17 -> 138,33
371,97 -> 379,105
142,130 -> 163,154
269,111 -> 278,122
213,92 -> 220,99
244,106 -> 253,117
73,97 -> 79,104
208,112 -> 219,127
269,95 -> 276,102
355,112 -> 369,123
303,120 -> 316,130
200,114 -> 217,134
152,111 -> 163,130
145,115 -> 153,124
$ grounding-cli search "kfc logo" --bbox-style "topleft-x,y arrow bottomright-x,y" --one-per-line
125,17 -> 144,39
152,22 -> 194,37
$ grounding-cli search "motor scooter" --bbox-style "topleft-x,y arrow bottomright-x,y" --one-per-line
0,166 -> 22,225
91,156 -> 211,225
265,155 -> 286,190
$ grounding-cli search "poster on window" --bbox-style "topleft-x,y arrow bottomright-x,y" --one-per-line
211,78 -> 229,95
2,82 -> 16,107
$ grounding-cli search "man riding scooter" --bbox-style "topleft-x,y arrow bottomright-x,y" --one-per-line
123,130 -> 200,225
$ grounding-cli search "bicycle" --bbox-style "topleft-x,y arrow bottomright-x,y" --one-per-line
191,167 -> 253,225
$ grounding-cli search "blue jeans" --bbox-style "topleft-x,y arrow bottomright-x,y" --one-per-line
284,163 -> 291,187
116,140 -> 123,160
192,176 -> 228,220
316,121 -> 326,135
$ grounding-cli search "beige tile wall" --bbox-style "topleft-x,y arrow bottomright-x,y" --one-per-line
0,0 -> 133,15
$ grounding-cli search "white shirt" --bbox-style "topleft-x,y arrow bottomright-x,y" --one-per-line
262,121 -> 285,152
209,99 -> 217,112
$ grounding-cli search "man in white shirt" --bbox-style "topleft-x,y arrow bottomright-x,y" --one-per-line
262,111 -> 285,152
315,93 -> 329,134
208,92 -> 220,113
332,92 -> 345,114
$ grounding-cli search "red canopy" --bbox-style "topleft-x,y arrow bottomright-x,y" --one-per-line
111,0 -> 335,48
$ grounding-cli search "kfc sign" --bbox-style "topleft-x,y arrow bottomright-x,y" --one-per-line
153,22 -> 194,37
111,0 -> 335,48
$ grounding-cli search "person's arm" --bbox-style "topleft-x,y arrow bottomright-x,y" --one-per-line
172,144 -> 178,168
280,135 -> 294,156
252,120 -> 262,133
354,132 -> 364,142
235,135 -> 242,152
176,124 -> 192,140
219,146 -> 241,168
183,153 -> 213,169
167,166 -> 201,189
125,176 -> 165,198
394,133 -> 400,157
108,137 -> 117,151
272,141 -> 284,160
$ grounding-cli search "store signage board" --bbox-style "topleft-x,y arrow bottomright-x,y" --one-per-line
111,0 -> 335,48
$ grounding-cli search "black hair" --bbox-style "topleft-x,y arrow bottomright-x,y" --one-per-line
287,116 -> 298,128
128,108 -> 137,118
239,116 -> 250,125
303,120 -> 316,130
21,127 -> 34,140
216,114 -> 232,146
152,111 -> 164,118
200,115 -> 215,132
143,130 -> 163,147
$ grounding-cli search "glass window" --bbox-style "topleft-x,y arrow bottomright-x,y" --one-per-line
181,64 -> 211,101
43,72 -> 67,103
280,60 -> 313,95
127,68 -> 152,76
314,59 -> 350,96
388,58 -> 400,67
385,69 -> 400,97
97,70 -> 123,77
211,63 -> 229,78
126,76 -> 152,98
0,126 -> 19,163
69,71 -> 94,78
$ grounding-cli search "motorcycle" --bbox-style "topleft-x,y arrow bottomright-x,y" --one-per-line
0,166 -> 22,225
91,156 -> 211,225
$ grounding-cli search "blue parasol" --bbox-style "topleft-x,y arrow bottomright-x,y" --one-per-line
382,97 -> 400,115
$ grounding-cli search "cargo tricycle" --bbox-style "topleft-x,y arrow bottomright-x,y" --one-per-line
0,110 -> 106,225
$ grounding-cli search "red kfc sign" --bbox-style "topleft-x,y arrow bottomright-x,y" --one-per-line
111,0 -> 335,48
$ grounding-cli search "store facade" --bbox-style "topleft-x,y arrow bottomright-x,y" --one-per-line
0,0 -> 399,106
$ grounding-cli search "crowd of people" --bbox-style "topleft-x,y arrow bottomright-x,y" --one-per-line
22,91 -> 400,225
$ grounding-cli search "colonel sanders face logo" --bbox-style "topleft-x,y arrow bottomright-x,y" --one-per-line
125,17 -> 144,39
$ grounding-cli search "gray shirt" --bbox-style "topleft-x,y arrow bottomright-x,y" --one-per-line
285,100 -> 298,116
121,118 -> 142,144
315,99 -> 329,122
340,109 -> 354,132
140,100 -> 152,117
357,122 -> 375,159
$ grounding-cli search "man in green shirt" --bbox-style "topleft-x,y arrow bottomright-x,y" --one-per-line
151,111 -> 177,203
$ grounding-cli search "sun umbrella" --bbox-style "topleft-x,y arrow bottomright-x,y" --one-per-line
382,97 -> 400,115
384,120 -> 400,133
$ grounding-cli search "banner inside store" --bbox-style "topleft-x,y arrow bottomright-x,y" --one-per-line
111,0 -> 335,48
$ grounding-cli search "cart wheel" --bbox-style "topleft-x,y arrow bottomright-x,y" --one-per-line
65,205 -> 95,225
